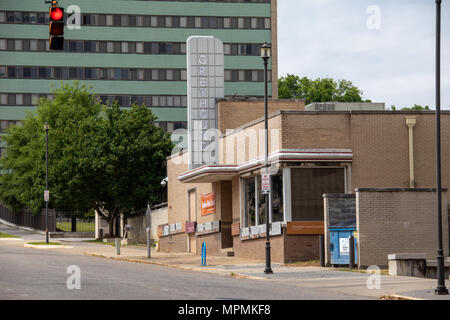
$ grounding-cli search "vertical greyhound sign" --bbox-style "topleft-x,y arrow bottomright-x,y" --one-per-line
186,36 -> 224,170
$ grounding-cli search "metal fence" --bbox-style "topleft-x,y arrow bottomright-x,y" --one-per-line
0,203 -> 56,232
0,203 -> 94,233
55,210 -> 95,232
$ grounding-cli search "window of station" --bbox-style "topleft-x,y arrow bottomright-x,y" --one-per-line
290,168 -> 345,221
242,173 -> 283,228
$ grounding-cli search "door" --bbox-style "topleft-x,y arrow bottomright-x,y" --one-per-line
188,189 -> 197,254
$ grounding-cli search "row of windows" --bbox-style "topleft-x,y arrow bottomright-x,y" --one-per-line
0,38 -> 263,56
0,120 -> 187,133
0,11 -> 271,30
0,120 -> 21,133
157,121 -> 187,133
0,66 -> 272,82
0,93 -> 190,108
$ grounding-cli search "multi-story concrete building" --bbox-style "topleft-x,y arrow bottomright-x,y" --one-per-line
0,0 -> 278,155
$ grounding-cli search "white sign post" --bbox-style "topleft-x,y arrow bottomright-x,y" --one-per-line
262,174 -> 271,194
44,190 -> 50,202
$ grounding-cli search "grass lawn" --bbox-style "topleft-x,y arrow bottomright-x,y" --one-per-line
285,260 -> 321,267
83,239 -> 156,248
0,232 -> 18,238
83,239 -> 115,246
27,241 -> 61,245
56,221 -> 95,232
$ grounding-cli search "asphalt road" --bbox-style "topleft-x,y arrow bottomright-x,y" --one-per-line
0,236 -> 362,300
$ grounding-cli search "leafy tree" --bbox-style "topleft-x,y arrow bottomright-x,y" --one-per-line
0,82 -> 173,236
390,104 -> 430,111
278,74 -> 370,104
0,82 -> 101,212
78,103 -> 173,236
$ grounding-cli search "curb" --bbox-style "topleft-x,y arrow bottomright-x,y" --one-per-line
82,252 -> 264,280
24,243 -> 73,249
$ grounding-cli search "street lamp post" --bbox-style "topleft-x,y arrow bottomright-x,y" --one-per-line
434,0 -> 448,295
261,42 -> 273,275
44,122 -> 49,244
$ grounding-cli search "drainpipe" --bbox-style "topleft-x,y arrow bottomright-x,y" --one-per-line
405,117 -> 417,188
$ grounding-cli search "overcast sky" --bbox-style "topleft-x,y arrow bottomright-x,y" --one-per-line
278,0 -> 450,109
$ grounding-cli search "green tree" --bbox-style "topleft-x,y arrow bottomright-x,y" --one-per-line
278,74 -> 370,104
0,82 -> 101,212
391,104 -> 430,111
78,103 -> 173,236
0,83 -> 173,236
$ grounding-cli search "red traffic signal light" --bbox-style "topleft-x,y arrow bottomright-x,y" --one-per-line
49,7 -> 63,21
49,4 -> 64,50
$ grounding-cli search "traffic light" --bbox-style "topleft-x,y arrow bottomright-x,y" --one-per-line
49,1 -> 64,50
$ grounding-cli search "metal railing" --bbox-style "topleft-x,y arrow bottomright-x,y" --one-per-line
55,210 -> 95,233
0,203 -> 56,232
0,203 -> 94,233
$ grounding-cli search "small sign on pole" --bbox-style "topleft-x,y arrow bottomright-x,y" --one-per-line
44,190 -> 50,202
261,173 -> 271,194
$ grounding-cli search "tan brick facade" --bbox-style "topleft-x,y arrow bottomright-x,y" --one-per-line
166,101 -> 450,263
356,189 -> 449,267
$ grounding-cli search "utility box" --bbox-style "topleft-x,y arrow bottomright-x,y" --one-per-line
329,228 -> 357,266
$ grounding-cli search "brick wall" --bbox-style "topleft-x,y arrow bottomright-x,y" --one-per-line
284,234 -> 320,262
233,234 -> 285,263
196,232 -> 222,256
356,188 -> 449,267
281,112 -> 351,150
167,152 -> 215,225
217,99 -> 304,134
159,233 -> 187,253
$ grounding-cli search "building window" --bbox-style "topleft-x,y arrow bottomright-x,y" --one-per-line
243,177 -> 256,227
243,173 -> 284,227
290,168 -> 345,221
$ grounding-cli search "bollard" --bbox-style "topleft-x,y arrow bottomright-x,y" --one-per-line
115,238 -> 120,255
146,227 -> 151,258
349,236 -> 355,269
99,229 -> 103,241
319,234 -> 325,267
201,241 -> 206,266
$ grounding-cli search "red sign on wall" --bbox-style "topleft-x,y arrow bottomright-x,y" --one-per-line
185,222 -> 196,234
201,193 -> 216,216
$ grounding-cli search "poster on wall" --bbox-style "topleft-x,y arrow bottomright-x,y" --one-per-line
201,193 -> 216,216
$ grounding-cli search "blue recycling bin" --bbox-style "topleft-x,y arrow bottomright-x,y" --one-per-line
329,228 -> 357,266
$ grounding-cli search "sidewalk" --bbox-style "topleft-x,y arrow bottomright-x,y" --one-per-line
66,239 -> 450,300
2,223 -> 450,300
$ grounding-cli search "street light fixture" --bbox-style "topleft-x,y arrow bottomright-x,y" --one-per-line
44,122 -> 49,244
434,0 -> 448,296
261,42 -> 273,275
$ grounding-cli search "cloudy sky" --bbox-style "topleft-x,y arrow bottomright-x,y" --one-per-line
278,0 -> 450,109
